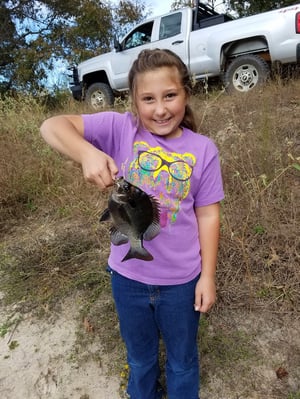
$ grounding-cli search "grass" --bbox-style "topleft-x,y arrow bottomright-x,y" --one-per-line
0,80 -> 299,397
0,320 -> 13,338
1,83 -> 299,311
199,314 -> 254,366
196,82 -> 300,312
288,393 -> 300,399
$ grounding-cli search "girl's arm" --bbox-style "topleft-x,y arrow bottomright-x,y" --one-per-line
40,115 -> 118,188
194,202 -> 221,313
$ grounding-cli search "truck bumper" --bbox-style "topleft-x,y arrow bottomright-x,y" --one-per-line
69,66 -> 83,101
297,43 -> 300,63
70,84 -> 83,101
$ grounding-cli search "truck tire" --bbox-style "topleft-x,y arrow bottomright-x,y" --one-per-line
85,83 -> 114,110
224,54 -> 270,93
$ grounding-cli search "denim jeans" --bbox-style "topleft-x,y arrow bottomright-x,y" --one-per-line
108,267 -> 200,399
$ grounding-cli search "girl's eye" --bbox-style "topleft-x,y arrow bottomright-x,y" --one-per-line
143,96 -> 154,103
166,92 -> 177,99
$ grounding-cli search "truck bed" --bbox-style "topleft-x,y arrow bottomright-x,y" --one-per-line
193,2 -> 234,30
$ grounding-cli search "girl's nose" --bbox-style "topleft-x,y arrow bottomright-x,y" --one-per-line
154,101 -> 167,116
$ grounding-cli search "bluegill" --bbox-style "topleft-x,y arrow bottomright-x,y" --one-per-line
100,177 -> 160,262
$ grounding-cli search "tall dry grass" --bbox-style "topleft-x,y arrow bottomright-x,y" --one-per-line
0,93 -> 109,307
0,81 -> 299,312
195,81 -> 300,312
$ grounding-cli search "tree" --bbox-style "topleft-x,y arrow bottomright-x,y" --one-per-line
171,0 -> 194,9
171,0 -> 232,11
0,0 -> 147,94
170,0 -> 298,15
228,0 -> 298,16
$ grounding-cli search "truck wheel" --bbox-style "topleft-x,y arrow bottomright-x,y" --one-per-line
85,83 -> 114,110
224,54 -> 270,93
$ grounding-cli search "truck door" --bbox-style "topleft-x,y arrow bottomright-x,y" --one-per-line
112,21 -> 154,90
157,12 -> 189,66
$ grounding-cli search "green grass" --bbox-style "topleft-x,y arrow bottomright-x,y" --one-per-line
288,393 -> 300,399
199,314 -> 254,366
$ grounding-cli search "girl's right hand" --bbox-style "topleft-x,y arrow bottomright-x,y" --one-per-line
80,147 -> 119,189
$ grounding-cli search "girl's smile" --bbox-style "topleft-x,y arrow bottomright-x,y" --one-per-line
135,66 -> 188,139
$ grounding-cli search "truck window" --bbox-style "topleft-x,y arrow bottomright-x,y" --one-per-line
159,13 -> 182,40
123,21 -> 153,50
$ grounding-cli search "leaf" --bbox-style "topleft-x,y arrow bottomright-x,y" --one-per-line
292,163 -> 300,171
276,366 -> 288,379
83,317 -> 94,333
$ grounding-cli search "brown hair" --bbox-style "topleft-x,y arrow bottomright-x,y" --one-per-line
128,48 -> 197,132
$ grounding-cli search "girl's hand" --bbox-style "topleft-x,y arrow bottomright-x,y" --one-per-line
194,274 -> 216,313
81,147 -> 118,189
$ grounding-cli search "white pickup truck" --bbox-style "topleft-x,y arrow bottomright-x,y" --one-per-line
70,1 -> 300,109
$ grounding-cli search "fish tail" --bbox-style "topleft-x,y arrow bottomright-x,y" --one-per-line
122,246 -> 153,262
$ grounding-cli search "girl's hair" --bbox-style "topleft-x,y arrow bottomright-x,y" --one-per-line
128,48 -> 197,132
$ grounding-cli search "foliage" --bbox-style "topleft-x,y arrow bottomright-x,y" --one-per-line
171,0 -> 297,15
228,0 -> 298,16
171,0 -> 194,10
0,0 -> 147,94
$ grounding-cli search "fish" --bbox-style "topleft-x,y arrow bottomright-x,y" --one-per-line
100,177 -> 160,262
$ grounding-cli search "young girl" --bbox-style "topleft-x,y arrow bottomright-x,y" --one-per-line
40,49 -> 224,399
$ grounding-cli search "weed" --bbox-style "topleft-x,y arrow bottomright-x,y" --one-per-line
253,224 -> 265,235
199,315 -> 254,367
288,393 -> 300,399
8,340 -> 19,350
0,322 -> 11,338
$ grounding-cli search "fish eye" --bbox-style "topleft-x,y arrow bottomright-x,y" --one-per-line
123,182 -> 130,191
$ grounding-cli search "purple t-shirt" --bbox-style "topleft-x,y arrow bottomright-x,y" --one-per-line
83,111 -> 224,285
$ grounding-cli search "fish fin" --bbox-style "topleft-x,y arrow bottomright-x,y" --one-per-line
99,208 -> 111,222
143,221 -> 160,241
122,246 -> 153,262
143,196 -> 161,241
110,227 -> 129,245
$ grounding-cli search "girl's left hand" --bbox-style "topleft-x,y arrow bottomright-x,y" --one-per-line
194,275 -> 216,313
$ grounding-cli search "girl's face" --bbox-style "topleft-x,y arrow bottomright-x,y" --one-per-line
134,66 -> 188,139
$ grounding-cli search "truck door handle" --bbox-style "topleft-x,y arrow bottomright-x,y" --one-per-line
172,40 -> 184,45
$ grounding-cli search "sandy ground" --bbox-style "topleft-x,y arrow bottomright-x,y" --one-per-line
0,296 -> 120,399
1,292 -> 300,399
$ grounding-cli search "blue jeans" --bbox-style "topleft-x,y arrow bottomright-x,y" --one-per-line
108,267 -> 200,399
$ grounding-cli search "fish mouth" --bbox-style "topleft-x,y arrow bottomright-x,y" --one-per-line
113,179 -> 126,194
111,191 -> 128,203
114,177 -> 124,187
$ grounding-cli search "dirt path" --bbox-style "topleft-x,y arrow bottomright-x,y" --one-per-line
0,297 -> 120,399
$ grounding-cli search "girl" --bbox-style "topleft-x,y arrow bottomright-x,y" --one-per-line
40,49 -> 224,399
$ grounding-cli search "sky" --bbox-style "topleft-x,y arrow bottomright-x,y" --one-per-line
108,0 -> 174,17
146,0 -> 174,16
143,1 -> 227,17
